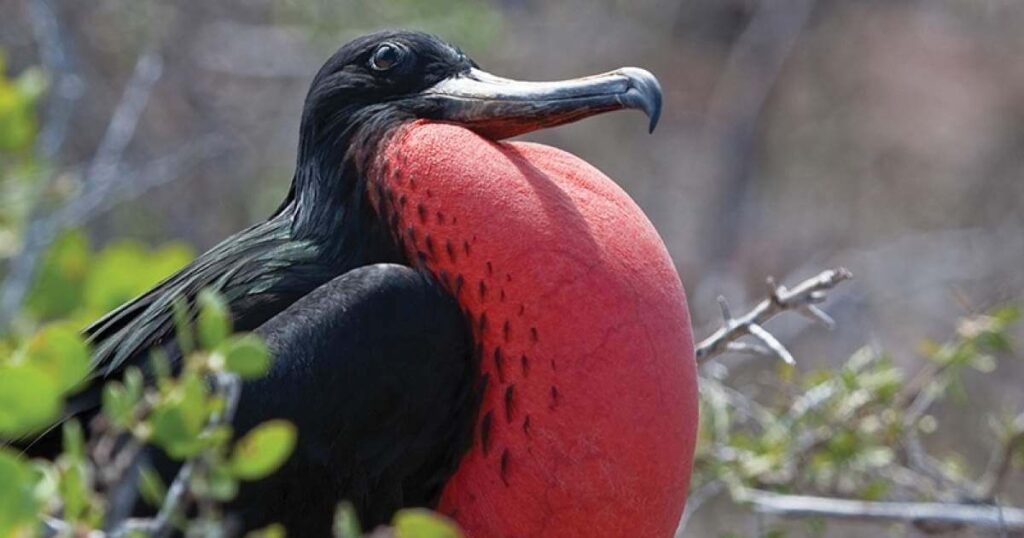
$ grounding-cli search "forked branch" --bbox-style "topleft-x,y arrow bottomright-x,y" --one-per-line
695,267 -> 852,364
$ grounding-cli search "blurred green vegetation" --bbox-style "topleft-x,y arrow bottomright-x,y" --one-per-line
0,52 -> 45,155
0,51 -> 47,260
694,305 -> 1022,536
0,289 -> 297,536
24,230 -> 193,329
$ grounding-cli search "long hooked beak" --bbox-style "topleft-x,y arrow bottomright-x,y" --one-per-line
419,67 -> 662,140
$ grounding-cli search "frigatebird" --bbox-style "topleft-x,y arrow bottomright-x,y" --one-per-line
29,31 -> 698,536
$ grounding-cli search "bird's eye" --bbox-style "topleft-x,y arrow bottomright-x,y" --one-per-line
370,43 -> 404,72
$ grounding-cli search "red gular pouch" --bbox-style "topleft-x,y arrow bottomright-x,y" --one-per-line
372,121 -> 698,538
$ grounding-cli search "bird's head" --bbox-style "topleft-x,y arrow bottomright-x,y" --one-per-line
296,30 -> 661,168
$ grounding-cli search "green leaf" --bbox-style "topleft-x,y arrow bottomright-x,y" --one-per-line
24,230 -> 91,320
0,449 -> 39,538
0,58 -> 43,152
991,305 -> 1021,326
333,501 -> 361,538
0,364 -> 61,437
206,464 -> 239,502
124,366 -> 145,402
245,523 -> 287,538
14,67 -> 47,100
860,480 -> 889,501
825,431 -> 859,463
57,455 -> 90,522
101,368 -> 146,431
393,509 -> 463,538
197,289 -> 232,350
149,373 -> 209,459
218,334 -> 271,380
171,298 -> 195,356
137,465 -> 167,508
229,420 -> 296,481
30,461 -> 58,507
62,419 -> 85,461
22,323 -> 91,394
149,350 -> 172,383
82,240 -> 192,314
102,382 -> 134,429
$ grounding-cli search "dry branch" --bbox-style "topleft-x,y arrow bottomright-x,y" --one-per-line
740,489 -> 1024,532
27,0 -> 83,160
695,267 -> 852,364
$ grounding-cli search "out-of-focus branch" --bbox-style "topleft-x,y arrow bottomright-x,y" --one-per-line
739,489 -> 1024,532
695,268 -> 852,364
976,413 -> 1024,502
0,50 -> 164,327
41,516 -> 72,537
59,135 -> 227,227
27,0 -> 83,160
81,52 -> 164,197
675,479 -> 726,538
900,371 -> 974,500
700,375 -> 777,429
700,0 -> 817,265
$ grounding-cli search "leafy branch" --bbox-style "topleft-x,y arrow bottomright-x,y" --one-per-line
683,288 -> 1023,536
2,291 -> 294,538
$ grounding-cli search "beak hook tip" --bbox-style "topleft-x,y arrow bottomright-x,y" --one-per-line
619,67 -> 662,134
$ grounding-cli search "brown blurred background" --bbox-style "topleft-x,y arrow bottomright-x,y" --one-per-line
1,0 -> 1022,535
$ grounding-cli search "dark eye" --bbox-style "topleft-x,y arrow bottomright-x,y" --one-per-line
370,43 -> 404,72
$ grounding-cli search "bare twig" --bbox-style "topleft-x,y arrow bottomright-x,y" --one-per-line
739,489 -> 1024,532
675,479 -> 726,538
695,268 -> 852,364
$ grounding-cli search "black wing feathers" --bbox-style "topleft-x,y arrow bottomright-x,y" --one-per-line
85,217 -> 320,378
230,263 -> 476,535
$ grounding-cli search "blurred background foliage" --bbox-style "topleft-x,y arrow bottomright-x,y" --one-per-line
691,305 -> 1021,537
0,50 -> 46,259
0,0 -> 1022,536
24,230 -> 192,327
